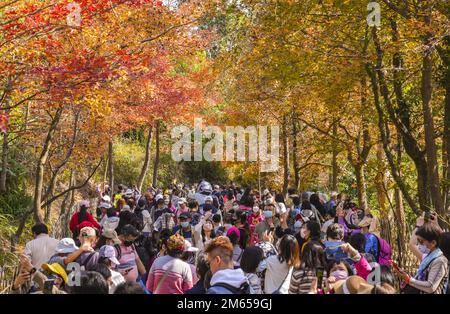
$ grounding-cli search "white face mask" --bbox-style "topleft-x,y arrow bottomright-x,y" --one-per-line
253,207 -> 260,213
418,244 -> 430,255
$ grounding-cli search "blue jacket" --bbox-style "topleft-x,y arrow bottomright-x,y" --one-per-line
364,233 -> 379,260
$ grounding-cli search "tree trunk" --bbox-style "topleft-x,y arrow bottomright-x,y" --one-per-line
375,143 -> 388,220
0,79 -> 11,193
152,120 -> 160,188
395,133 -> 407,261
366,62 -> 421,215
0,130 -> 8,193
108,141 -> 114,193
11,210 -> 32,252
389,19 -> 431,214
331,121 -> 338,191
137,125 -> 153,192
282,115 -> 289,195
355,163 -> 368,211
33,108 -> 63,223
439,36 -> 450,212
421,11 -> 444,217
292,112 -> 300,191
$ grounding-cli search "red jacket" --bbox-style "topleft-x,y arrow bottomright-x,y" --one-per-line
69,212 -> 101,233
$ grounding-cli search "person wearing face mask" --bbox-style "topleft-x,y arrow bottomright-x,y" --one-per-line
193,211 -> 216,251
95,229 -> 121,254
409,212 -> 442,262
152,194 -> 169,222
248,205 -> 264,246
255,203 -> 280,244
200,196 -> 219,215
117,224 -> 146,283
324,260 -> 354,293
334,204 -> 351,240
299,221 -> 322,254
187,199 -> 201,226
98,245 -> 125,293
172,212 -> 194,245
289,241 -> 327,294
174,198 -> 189,224
212,214 -> 222,233
395,223 -> 448,294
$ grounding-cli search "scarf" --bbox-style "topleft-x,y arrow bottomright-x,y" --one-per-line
416,248 -> 442,280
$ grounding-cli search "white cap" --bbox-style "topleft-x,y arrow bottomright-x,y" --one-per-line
205,196 -> 213,202
123,189 -> 133,197
99,202 -> 111,209
155,194 -> 164,202
121,205 -> 131,212
79,200 -> 90,207
102,195 -> 111,203
184,240 -> 199,253
55,238 -> 79,254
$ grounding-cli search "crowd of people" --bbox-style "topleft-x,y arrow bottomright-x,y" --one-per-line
11,180 -> 450,294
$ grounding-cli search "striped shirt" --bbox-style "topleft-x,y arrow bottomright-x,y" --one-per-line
289,268 -> 327,294
146,255 -> 193,294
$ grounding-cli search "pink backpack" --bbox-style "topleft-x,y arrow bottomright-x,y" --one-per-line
376,236 -> 392,266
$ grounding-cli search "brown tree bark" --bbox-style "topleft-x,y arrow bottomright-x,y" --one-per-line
291,112 -> 300,191
282,115 -> 289,195
366,63 -> 421,215
421,9 -> 444,217
331,121 -> 338,191
137,125 -> 153,192
152,120 -> 160,188
33,107 -> 63,223
108,140 -> 114,193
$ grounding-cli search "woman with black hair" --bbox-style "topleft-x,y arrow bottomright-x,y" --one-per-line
240,246 -> 265,294
394,224 -> 448,294
299,221 -> 322,254
289,241 -> 327,294
349,233 -> 376,263
193,213 -> 216,251
69,202 -> 101,241
223,189 -> 235,213
239,187 -> 254,211
263,234 -> 300,294
310,193 -> 326,219
439,232 -> 450,294
116,224 -> 146,283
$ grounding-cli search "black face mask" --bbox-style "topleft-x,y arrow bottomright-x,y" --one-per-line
123,240 -> 134,247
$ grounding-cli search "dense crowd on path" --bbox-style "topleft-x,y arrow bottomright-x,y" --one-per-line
11,181 -> 450,294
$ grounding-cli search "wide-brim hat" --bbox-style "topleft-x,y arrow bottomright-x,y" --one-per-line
41,263 -> 68,284
334,276 -> 373,294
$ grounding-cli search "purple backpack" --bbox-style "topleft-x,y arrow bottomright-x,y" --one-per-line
375,236 -> 392,266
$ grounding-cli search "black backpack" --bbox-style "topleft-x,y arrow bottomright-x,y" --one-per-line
212,282 -> 251,294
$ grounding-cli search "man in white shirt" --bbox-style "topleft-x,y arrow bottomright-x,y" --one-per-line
23,223 -> 59,269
